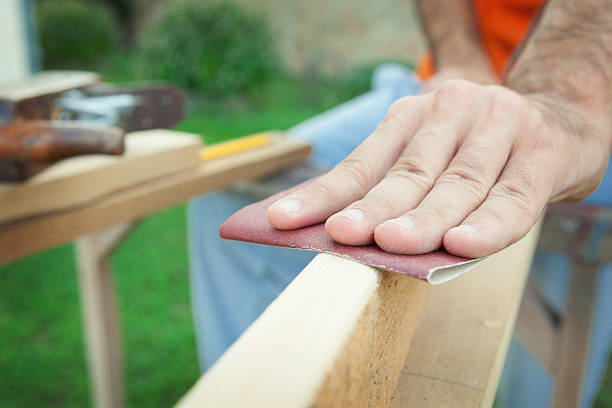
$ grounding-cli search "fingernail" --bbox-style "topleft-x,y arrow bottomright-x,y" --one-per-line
450,224 -> 475,234
390,216 -> 414,231
337,208 -> 365,224
271,198 -> 301,214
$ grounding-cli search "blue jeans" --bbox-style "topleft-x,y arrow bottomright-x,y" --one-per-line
187,64 -> 612,407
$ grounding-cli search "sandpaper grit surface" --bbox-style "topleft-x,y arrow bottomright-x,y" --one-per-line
219,181 -> 482,283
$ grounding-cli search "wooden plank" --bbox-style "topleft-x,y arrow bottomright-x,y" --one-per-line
551,260 -> 598,408
0,130 -> 202,223
0,71 -> 100,101
0,136 -> 311,264
391,223 -> 541,408
176,253 -> 429,408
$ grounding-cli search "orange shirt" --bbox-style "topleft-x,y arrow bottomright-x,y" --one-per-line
416,0 -> 546,79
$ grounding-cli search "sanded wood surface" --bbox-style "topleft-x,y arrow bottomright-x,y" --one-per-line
0,136 -> 311,264
176,253 -> 429,408
0,130 -> 202,223
390,223 -> 541,408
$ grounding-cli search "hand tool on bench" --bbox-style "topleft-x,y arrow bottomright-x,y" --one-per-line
0,73 -> 185,182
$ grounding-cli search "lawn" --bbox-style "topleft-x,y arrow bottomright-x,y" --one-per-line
1,59 -> 611,407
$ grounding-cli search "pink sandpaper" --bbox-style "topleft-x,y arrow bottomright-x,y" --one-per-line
219,181 -> 481,283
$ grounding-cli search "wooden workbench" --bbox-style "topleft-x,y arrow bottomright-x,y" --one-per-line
0,134 -> 312,408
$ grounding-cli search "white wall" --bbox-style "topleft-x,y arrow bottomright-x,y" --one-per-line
0,0 -> 32,82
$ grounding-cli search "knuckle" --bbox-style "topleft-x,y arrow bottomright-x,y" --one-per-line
438,164 -> 490,199
386,157 -> 434,194
335,156 -> 375,191
490,175 -> 541,220
485,86 -> 529,121
434,79 -> 471,105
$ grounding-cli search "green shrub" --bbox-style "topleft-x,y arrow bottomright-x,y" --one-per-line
137,1 -> 277,96
36,0 -> 119,67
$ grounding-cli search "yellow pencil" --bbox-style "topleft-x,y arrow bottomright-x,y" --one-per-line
199,132 -> 271,161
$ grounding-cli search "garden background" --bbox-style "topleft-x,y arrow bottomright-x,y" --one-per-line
1,1 -> 610,407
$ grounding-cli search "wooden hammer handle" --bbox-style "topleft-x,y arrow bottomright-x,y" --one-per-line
0,121 -> 124,162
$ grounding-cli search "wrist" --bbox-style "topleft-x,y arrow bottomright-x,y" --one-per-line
525,92 -> 612,148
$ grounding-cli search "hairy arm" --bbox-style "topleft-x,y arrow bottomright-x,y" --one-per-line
507,0 -> 612,185
266,0 -> 612,258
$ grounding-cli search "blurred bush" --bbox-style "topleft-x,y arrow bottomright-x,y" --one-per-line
137,1 -> 277,96
36,0 -> 120,67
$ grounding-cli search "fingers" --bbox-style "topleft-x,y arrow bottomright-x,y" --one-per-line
267,96 -> 427,230
324,80 -> 481,245
373,91 -> 520,253
269,81 -> 555,260
324,125 -> 460,245
443,147 -> 552,258
375,136 -> 513,253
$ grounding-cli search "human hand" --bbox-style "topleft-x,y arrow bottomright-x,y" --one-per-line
267,80 -> 611,258
422,64 -> 498,93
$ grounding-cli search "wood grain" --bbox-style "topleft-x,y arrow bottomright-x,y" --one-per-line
176,253 -> 429,408
391,223 -> 541,408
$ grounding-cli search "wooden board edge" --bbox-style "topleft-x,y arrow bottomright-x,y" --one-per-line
314,270 -> 429,407
175,254 -> 429,408
389,221 -> 542,408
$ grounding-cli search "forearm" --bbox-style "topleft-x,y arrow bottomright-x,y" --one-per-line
416,0 -> 489,68
506,0 -> 612,136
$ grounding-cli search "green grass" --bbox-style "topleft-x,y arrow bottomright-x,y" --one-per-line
1,205 -> 198,408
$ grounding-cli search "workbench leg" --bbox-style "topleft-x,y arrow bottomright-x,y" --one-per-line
75,222 -> 135,408
551,260 -> 598,408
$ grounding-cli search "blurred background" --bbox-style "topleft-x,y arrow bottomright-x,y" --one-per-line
0,0 -> 610,407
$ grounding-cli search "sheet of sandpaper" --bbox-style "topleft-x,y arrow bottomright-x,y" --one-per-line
219,181 -> 484,284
